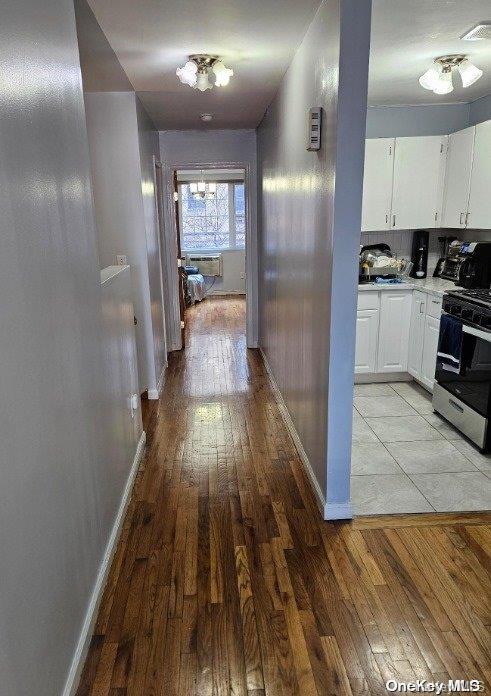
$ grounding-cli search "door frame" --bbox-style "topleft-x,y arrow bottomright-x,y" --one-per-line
161,159 -> 258,350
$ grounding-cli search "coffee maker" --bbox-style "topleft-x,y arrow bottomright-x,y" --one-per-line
435,240 -> 491,288
409,230 -> 429,278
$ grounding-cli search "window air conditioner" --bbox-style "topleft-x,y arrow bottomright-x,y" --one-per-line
186,254 -> 222,277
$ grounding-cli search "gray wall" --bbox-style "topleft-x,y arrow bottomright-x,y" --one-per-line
136,97 -> 168,386
366,103 -> 470,137
257,0 -> 371,514
366,97 -> 491,138
0,1 -> 141,693
469,94 -> 491,126
77,0 -> 167,394
159,129 -> 258,348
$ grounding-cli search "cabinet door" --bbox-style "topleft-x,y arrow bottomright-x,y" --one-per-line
442,127 -> 475,228
421,315 -> 440,392
361,138 -> 394,231
355,309 -> 379,374
468,120 -> 491,229
377,292 -> 412,372
391,136 -> 446,229
408,291 -> 426,379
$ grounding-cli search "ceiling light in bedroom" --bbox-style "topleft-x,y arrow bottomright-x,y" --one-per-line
176,55 -> 233,91
190,172 -> 216,200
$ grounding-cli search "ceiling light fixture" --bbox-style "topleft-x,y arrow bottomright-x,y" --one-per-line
189,171 -> 216,200
176,55 -> 234,91
419,55 -> 483,95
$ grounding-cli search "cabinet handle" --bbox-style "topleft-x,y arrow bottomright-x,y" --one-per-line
459,212 -> 464,226
465,212 -> 470,226
385,213 -> 388,224
392,214 -> 396,228
431,299 -> 440,304
420,302 -> 424,313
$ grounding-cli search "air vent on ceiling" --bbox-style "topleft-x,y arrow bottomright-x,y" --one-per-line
460,23 -> 491,41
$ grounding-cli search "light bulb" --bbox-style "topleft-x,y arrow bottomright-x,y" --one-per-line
196,71 -> 212,91
433,69 -> 453,95
458,59 -> 483,88
419,67 -> 441,91
176,60 -> 197,87
213,60 -> 234,87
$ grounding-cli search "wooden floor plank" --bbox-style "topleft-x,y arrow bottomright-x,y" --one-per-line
76,297 -> 491,696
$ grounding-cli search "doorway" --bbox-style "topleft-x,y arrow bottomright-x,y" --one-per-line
169,166 -> 251,348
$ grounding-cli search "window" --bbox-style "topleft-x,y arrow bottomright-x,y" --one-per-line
179,181 -> 246,251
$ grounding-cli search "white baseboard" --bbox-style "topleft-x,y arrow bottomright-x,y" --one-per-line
324,501 -> 352,520
355,372 -> 412,384
63,430 -> 147,696
259,348 -> 326,517
148,363 -> 168,400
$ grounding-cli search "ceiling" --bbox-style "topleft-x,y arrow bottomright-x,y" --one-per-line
369,0 -> 491,105
87,0 -> 491,128
87,0 -> 322,129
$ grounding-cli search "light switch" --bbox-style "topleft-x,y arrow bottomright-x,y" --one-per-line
307,107 -> 322,151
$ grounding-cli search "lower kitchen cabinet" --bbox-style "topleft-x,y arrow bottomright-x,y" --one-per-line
408,291 -> 426,378
421,314 -> 440,391
377,291 -> 412,372
355,309 -> 379,373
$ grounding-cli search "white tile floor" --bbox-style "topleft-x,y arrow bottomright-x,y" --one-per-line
351,381 -> 491,516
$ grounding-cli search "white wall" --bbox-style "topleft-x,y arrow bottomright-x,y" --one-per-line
159,129 -> 258,347
0,1 -> 142,693
84,91 -> 164,394
136,97 -> 167,387
186,250 -> 246,295
257,0 -> 371,518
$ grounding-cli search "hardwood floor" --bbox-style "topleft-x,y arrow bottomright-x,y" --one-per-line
77,296 -> 491,695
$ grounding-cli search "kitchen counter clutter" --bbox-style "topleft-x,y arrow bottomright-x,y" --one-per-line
355,278 -> 456,391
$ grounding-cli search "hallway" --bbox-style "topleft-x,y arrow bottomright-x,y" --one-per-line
77,297 -> 490,695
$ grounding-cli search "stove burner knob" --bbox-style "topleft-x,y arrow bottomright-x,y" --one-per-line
461,308 -> 472,320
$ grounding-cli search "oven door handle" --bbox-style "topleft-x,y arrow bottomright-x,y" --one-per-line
462,324 -> 491,343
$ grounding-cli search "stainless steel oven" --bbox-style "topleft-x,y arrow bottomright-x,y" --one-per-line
433,290 -> 491,452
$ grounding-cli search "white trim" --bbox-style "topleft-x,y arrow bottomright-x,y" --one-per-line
259,348 -> 326,516
324,502 -> 352,520
63,430 -> 146,696
148,362 -> 167,400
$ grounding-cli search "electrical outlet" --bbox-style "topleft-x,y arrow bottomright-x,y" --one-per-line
116,255 -> 127,265
240,272 -> 246,280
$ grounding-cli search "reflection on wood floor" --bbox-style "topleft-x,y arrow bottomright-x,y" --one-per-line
77,296 -> 491,695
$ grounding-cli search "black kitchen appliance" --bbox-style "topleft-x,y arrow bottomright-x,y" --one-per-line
409,230 -> 429,278
433,235 -> 457,278
435,240 -> 491,288
433,289 -> 491,452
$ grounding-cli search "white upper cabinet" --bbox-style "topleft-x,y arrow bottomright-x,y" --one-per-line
468,120 -> 491,230
442,126 -> 475,229
391,136 -> 446,230
361,138 -> 394,232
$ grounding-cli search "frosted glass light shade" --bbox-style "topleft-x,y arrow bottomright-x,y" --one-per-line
176,61 -> 197,87
189,182 -> 198,193
213,60 -> 234,87
458,59 -> 483,87
419,67 -> 441,91
207,182 -> 217,193
433,70 -> 453,94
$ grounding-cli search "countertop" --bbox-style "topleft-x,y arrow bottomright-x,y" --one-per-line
358,277 -> 459,298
